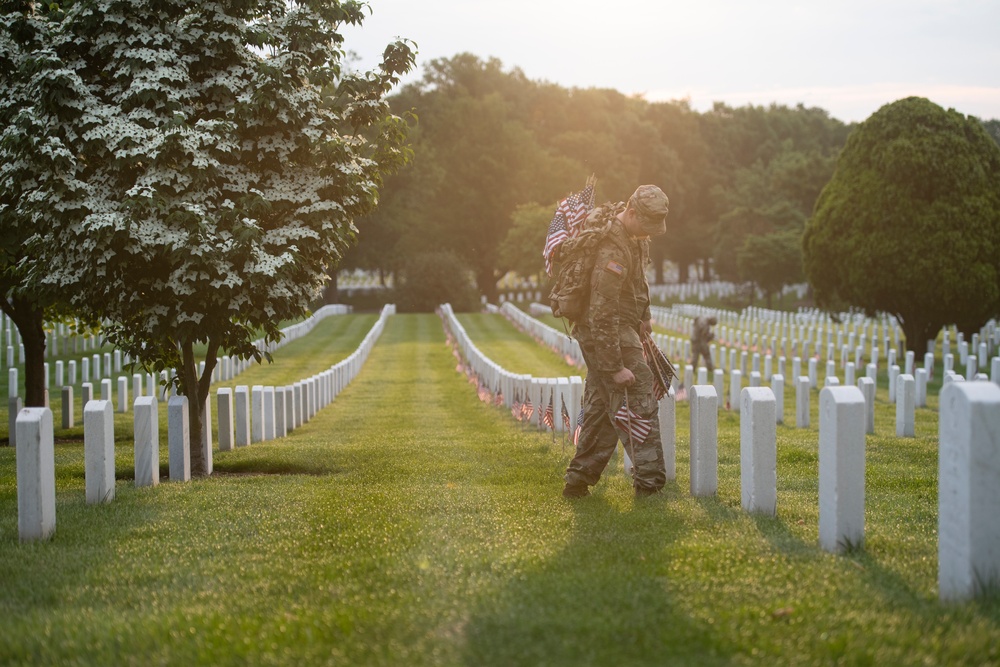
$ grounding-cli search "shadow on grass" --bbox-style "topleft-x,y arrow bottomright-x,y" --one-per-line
210,459 -> 344,477
459,489 -> 740,666
745,493 -> 1000,628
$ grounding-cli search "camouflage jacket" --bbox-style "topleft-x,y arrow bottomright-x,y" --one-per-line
692,316 -> 714,344
574,203 -> 652,373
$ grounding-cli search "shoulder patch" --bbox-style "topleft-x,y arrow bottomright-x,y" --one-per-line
604,260 -> 625,276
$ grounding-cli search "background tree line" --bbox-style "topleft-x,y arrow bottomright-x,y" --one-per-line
343,53 -> 854,308
345,54 -> 1000,317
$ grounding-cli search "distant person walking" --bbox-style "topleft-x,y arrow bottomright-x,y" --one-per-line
562,185 -> 670,499
690,315 -> 717,373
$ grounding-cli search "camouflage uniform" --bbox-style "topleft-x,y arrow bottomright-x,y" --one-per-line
691,316 -> 715,373
564,200 -> 666,496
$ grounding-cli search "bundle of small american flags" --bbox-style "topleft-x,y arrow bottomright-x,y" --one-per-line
614,397 -> 653,446
542,175 -> 597,276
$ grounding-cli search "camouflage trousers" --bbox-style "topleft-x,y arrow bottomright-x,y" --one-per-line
564,346 -> 665,493
691,340 -> 714,373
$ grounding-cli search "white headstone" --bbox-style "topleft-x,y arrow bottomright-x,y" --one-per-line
284,385 -> 295,434
201,395 -> 213,476
117,376 -> 128,413
689,385 -> 718,497
84,400 -> 115,504
771,374 -> 784,425
795,376 -> 810,429
916,368 -> 928,408
234,385 -> 250,447
938,382 -> 1000,601
729,370 -> 741,411
15,408 -> 56,541
740,387 -> 776,516
217,389 -> 235,452
819,386 -> 866,553
167,396 -> 191,482
133,373 -> 144,401
966,355 -> 978,381
924,352 -> 935,382
275,387 -> 288,438
896,374 -> 915,437
133,396 -> 159,487
712,369 -> 724,408
293,383 -> 303,429
251,385 -> 264,443
888,365 -> 900,404
857,376 -> 875,434
263,386 -> 276,440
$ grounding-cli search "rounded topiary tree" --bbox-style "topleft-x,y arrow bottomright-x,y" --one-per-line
803,96 -> 1000,352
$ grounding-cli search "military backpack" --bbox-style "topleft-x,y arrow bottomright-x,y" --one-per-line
547,218 -> 631,323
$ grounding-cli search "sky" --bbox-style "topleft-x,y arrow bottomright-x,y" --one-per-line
341,0 -> 1000,124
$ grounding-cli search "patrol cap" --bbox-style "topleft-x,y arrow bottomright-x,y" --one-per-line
629,184 -> 669,236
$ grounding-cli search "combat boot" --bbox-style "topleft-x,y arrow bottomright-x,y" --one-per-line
562,482 -> 590,498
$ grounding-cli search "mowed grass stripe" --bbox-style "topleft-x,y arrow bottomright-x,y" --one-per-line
212,312 -> 380,390
216,313 -> 578,663
455,313 -> 577,377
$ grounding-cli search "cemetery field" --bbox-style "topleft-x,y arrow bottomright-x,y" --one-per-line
0,312 -> 999,665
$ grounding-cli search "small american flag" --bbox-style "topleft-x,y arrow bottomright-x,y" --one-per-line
542,398 -> 555,430
614,398 -> 652,445
542,214 -> 569,276
521,398 -> 534,422
511,394 -> 523,421
573,407 -> 584,446
494,386 -> 504,407
543,176 -> 596,276
561,402 -> 571,431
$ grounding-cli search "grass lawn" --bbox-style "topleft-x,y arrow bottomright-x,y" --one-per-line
0,312 -> 998,666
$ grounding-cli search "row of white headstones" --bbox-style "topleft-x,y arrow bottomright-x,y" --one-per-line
10,306 -> 392,546
4,305 -> 354,438
450,302 -> 1000,603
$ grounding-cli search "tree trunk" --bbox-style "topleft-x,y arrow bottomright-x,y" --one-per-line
677,262 -> 689,283
2,298 -> 46,408
898,316 -> 937,362
477,269 -> 498,304
322,271 -> 339,305
179,339 -> 219,477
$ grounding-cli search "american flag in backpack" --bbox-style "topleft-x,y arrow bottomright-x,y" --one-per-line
543,176 -> 597,276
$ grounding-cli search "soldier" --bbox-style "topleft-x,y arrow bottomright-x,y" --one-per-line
690,315 -> 717,373
562,184 -> 670,499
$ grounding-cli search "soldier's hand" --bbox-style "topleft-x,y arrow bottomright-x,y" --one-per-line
612,367 -> 635,387
640,319 -> 653,336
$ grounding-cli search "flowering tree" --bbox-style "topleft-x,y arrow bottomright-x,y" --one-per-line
0,3 -> 79,408
2,0 -> 414,474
